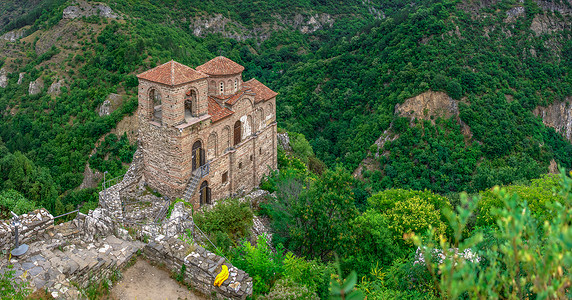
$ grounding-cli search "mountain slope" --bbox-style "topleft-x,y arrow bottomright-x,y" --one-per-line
276,0 -> 572,193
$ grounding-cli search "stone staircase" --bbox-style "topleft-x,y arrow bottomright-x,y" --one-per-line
182,171 -> 201,201
182,162 -> 210,202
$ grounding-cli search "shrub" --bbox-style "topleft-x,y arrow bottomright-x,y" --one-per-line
258,278 -> 319,300
476,174 -> 562,227
231,235 -> 285,296
0,189 -> 37,217
367,189 -> 451,246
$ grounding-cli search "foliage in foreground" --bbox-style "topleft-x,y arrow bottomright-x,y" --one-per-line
412,170 -> 572,299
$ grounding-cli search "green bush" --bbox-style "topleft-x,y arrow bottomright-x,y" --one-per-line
0,189 -> 37,217
476,174 -> 562,227
282,253 -> 335,299
413,170 -> 572,299
367,189 -> 451,246
231,235 -> 285,296
258,278 -> 319,300
194,198 -> 253,239
341,210 -> 402,276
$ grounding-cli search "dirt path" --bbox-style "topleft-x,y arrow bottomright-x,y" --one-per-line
111,259 -> 205,300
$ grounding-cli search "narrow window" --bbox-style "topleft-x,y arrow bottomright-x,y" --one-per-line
239,162 -> 242,169
222,172 -> 228,183
250,154 -> 253,161
234,79 -> 238,92
233,120 -> 241,146
219,82 -> 224,95
259,148 -> 262,155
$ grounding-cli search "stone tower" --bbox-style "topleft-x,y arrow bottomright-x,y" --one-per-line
136,57 -> 277,207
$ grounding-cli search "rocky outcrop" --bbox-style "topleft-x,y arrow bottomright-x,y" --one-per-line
98,93 -> 122,116
48,79 -> 64,96
28,78 -> 44,95
0,68 -> 8,88
537,0 -> 572,15
504,6 -> 525,22
530,13 -> 568,36
277,132 -> 292,151
78,163 -> 102,189
17,72 -> 25,85
35,20 -> 84,55
190,12 -> 334,41
63,0 -> 119,19
395,91 -> 459,122
534,98 -> 572,142
0,27 -> 28,42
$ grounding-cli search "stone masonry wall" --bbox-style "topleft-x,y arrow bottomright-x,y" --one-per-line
144,237 -> 253,300
0,209 -> 54,253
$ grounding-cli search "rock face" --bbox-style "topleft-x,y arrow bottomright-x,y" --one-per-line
530,13 -> 567,36
17,72 -> 25,85
0,27 -> 28,41
48,79 -> 64,96
28,78 -> 44,95
63,0 -> 119,19
0,68 -> 8,88
534,98 -> 572,142
395,91 -> 459,122
98,93 -> 122,116
190,13 -> 334,41
277,132 -> 292,151
78,163 -> 102,189
504,6 -> 525,22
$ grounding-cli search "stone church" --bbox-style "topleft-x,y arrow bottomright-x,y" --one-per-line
136,56 -> 277,207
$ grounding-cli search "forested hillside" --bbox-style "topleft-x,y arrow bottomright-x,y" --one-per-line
1,0 -> 571,299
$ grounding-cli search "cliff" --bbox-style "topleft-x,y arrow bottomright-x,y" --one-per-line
534,97 -> 572,142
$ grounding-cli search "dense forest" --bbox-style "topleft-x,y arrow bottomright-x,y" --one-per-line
0,0 -> 571,299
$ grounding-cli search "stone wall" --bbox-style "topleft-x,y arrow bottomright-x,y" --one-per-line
144,237 -> 253,300
0,209 -> 54,253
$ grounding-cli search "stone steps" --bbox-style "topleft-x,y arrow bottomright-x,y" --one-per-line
182,172 -> 201,201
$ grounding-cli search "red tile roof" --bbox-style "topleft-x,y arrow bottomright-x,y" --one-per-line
225,90 -> 248,105
196,56 -> 245,76
243,79 -> 278,103
208,97 -> 234,122
137,60 -> 208,86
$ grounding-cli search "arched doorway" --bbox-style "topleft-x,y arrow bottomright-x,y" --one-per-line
192,140 -> 205,172
233,120 -> 241,146
199,181 -> 211,206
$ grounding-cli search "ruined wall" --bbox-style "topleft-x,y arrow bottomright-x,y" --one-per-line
144,237 -> 253,300
0,209 -> 53,253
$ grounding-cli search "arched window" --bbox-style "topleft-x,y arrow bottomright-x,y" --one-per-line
221,126 -> 230,154
207,132 -> 217,160
233,120 -> 241,146
185,89 -> 197,120
219,82 -> 224,95
199,181 -> 211,206
256,108 -> 264,131
234,79 -> 238,92
149,88 -> 162,123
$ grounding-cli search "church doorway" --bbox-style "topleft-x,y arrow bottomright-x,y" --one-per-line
199,181 -> 211,206
192,140 -> 205,172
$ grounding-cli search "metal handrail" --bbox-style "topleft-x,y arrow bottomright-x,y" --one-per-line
102,174 -> 124,190
53,209 -> 80,219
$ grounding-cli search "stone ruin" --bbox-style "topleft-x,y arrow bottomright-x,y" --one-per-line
0,148 -> 254,299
